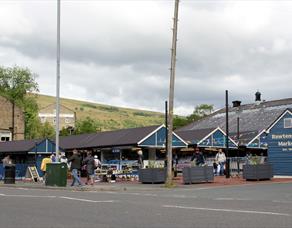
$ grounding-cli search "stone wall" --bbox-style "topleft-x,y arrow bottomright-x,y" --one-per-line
0,96 -> 25,140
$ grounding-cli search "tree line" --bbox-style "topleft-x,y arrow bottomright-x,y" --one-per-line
0,66 -> 102,139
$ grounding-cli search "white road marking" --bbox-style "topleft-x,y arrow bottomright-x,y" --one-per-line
214,198 -> 234,200
59,196 -> 116,203
0,193 -> 57,198
163,205 -> 291,217
273,200 -> 292,204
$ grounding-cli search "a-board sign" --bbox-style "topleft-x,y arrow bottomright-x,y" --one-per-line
25,166 -> 40,182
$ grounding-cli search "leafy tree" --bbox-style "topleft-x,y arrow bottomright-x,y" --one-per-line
39,122 -> 55,139
75,117 -> 99,134
0,66 -> 39,139
24,96 -> 42,139
193,104 -> 214,117
173,116 -> 189,129
60,126 -> 75,136
173,104 -> 214,129
0,66 -> 38,102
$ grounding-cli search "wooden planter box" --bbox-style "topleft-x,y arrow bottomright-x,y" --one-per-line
243,164 -> 273,180
183,166 -> 214,184
138,168 -> 166,184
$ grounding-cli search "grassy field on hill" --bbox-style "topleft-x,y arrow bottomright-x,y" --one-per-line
36,94 -> 164,131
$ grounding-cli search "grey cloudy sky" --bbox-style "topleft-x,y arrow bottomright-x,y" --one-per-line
1,0 -> 292,115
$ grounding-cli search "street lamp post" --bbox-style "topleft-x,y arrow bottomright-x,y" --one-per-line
55,0 -> 61,161
225,90 -> 230,178
236,107 -> 241,174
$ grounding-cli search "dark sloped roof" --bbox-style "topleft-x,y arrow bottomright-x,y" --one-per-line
229,131 -> 259,145
178,98 -> 292,144
0,139 -> 43,153
60,125 -> 160,150
175,128 -> 216,144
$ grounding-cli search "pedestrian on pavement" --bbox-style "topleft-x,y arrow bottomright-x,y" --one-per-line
2,155 -> 13,168
215,149 -> 226,175
41,155 -> 52,182
137,149 -> 143,168
68,149 -> 83,187
94,155 -> 101,169
94,155 -> 101,182
83,151 -> 95,185
50,153 -> 57,163
191,147 -> 205,166
60,152 -> 68,163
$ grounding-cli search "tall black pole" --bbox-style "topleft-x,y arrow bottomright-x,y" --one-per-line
35,141 -> 37,166
165,101 -> 168,155
237,115 -> 240,174
225,90 -> 230,178
11,101 -> 15,140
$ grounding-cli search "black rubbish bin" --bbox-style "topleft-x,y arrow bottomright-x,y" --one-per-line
4,166 -> 16,184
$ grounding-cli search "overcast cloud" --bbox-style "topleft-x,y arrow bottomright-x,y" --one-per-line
1,0 -> 292,115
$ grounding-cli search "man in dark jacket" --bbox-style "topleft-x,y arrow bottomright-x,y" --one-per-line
68,149 -> 83,187
191,147 -> 205,166
82,151 -> 95,185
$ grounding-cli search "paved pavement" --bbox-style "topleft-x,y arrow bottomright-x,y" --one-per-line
0,178 -> 292,227
1,176 -> 292,192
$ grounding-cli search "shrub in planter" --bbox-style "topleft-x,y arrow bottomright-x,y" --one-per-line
243,156 -> 273,180
138,160 -> 166,184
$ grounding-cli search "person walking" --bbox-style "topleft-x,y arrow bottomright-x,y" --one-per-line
137,150 -> 143,168
2,155 -> 13,168
191,147 -> 205,166
94,155 -> 101,168
60,152 -> 68,163
215,149 -> 226,175
83,151 -> 95,185
41,155 -> 52,182
68,149 -> 83,187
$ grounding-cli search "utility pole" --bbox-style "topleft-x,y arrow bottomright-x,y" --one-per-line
225,90 -> 230,178
55,0 -> 61,161
166,0 -> 179,185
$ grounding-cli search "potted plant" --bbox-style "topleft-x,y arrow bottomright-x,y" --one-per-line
182,163 -> 214,184
243,155 -> 273,180
138,160 -> 166,184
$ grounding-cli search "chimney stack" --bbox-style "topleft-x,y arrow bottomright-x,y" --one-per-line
232,100 -> 241,108
255,91 -> 261,105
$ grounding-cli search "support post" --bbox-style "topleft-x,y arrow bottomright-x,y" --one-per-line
166,0 -> 180,185
225,90 -> 230,178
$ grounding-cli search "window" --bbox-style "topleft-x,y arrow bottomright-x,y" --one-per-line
53,117 -> 56,124
284,118 -> 292,128
1,137 -> 10,142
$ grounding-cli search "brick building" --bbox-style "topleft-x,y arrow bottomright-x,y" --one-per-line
38,103 -> 76,130
0,96 -> 25,141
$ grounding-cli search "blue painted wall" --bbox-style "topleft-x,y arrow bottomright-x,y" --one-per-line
139,127 -> 186,147
264,112 -> 292,176
248,132 -> 268,149
199,129 -> 237,148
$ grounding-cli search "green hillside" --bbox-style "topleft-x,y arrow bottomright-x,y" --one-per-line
36,94 -> 164,131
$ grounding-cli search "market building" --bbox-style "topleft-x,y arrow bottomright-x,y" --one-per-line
0,125 -> 187,179
177,92 -> 292,176
0,138 -> 58,179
